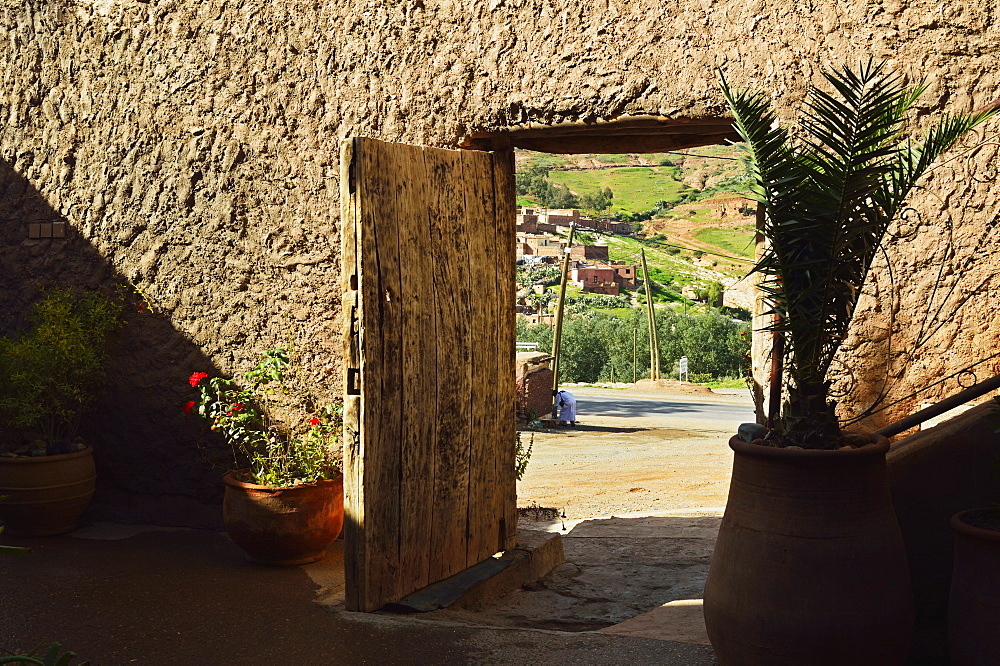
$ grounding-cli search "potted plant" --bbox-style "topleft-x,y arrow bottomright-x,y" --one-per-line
702,61 -> 997,665
948,507 -> 1000,664
187,347 -> 343,566
0,288 -> 123,536
947,396 -> 1000,664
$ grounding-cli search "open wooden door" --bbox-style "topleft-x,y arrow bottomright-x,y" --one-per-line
340,137 -> 517,612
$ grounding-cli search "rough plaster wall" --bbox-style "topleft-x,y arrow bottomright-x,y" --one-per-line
1,0 -> 346,526
1,0 -> 998,523
835,147 -> 1000,430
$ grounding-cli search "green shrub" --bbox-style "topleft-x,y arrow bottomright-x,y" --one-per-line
0,288 -> 123,453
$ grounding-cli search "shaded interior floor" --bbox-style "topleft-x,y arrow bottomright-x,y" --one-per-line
0,524 -> 718,665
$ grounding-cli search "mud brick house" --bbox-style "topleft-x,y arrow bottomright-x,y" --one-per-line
591,218 -> 634,235
522,313 -> 556,327
2,0 -> 999,537
515,210 -> 539,233
571,265 -> 621,295
517,208 -> 560,233
570,244 -> 610,261
516,232 -> 564,258
536,208 -> 580,228
613,262 -> 637,288
514,352 -> 554,420
570,259 -> 636,292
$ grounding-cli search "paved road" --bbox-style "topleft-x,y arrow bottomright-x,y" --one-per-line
564,387 -> 756,425
573,394 -> 756,423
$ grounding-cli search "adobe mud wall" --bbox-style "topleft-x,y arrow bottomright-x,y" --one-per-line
2,0 -> 998,524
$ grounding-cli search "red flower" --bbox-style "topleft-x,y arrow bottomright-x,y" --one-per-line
309,418 -> 321,426
227,411 -> 233,416
232,403 -> 244,411
183,400 -> 196,415
188,372 -> 209,387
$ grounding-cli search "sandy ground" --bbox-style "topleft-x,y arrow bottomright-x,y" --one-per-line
515,384 -> 753,520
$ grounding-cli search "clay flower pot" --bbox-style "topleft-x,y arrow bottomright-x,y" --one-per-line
703,435 -> 914,665
0,446 -> 96,536
948,508 -> 1000,665
223,470 -> 344,566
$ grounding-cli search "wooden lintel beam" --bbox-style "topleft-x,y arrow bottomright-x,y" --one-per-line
507,131 -> 740,155
506,122 -> 735,139
459,116 -> 739,153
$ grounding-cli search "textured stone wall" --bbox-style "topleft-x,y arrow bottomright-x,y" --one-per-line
2,0 -> 998,524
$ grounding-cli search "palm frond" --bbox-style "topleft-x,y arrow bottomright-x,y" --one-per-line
721,61 -> 998,446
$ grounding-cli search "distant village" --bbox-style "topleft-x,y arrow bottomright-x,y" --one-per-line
515,207 -> 647,326
516,207 -> 635,287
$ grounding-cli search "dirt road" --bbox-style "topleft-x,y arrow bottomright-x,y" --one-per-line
516,385 -> 754,520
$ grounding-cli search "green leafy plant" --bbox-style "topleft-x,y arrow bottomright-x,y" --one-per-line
0,641 -> 87,666
515,431 -> 533,481
0,288 -> 123,454
187,348 -> 341,487
720,60 -> 998,448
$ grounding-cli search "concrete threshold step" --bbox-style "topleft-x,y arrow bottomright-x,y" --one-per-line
382,529 -> 565,613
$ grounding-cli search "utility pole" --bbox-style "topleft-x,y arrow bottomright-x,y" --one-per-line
550,223 -> 576,397
640,248 -> 661,380
632,325 -> 637,383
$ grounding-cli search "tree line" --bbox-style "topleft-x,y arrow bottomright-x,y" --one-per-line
516,164 -> 613,211
516,309 -> 750,383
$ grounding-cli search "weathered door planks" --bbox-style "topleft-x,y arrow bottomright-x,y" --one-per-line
396,143 -> 436,596
425,147 -> 474,582
342,137 -> 517,612
492,148 -> 518,551
465,149 -> 501,564
360,139 -> 404,607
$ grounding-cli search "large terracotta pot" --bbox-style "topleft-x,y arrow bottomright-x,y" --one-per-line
948,508 -> 1000,665
223,471 -> 344,566
703,435 -> 914,665
0,446 -> 96,536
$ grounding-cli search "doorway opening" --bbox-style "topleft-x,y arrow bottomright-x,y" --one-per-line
462,115 -> 759,520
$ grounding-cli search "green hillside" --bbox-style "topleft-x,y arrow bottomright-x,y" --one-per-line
693,226 -> 756,259
514,147 -> 755,383
547,167 -> 692,214
515,147 -> 749,214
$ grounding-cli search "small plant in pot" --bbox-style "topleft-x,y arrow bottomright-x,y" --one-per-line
0,287 -> 123,536
946,396 -> 1000,664
187,347 -> 343,566
702,61 -> 997,665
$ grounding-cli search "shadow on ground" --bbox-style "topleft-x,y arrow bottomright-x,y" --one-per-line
549,424 -> 651,434
423,515 -> 721,642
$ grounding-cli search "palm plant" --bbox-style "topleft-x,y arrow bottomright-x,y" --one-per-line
720,61 -> 998,448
